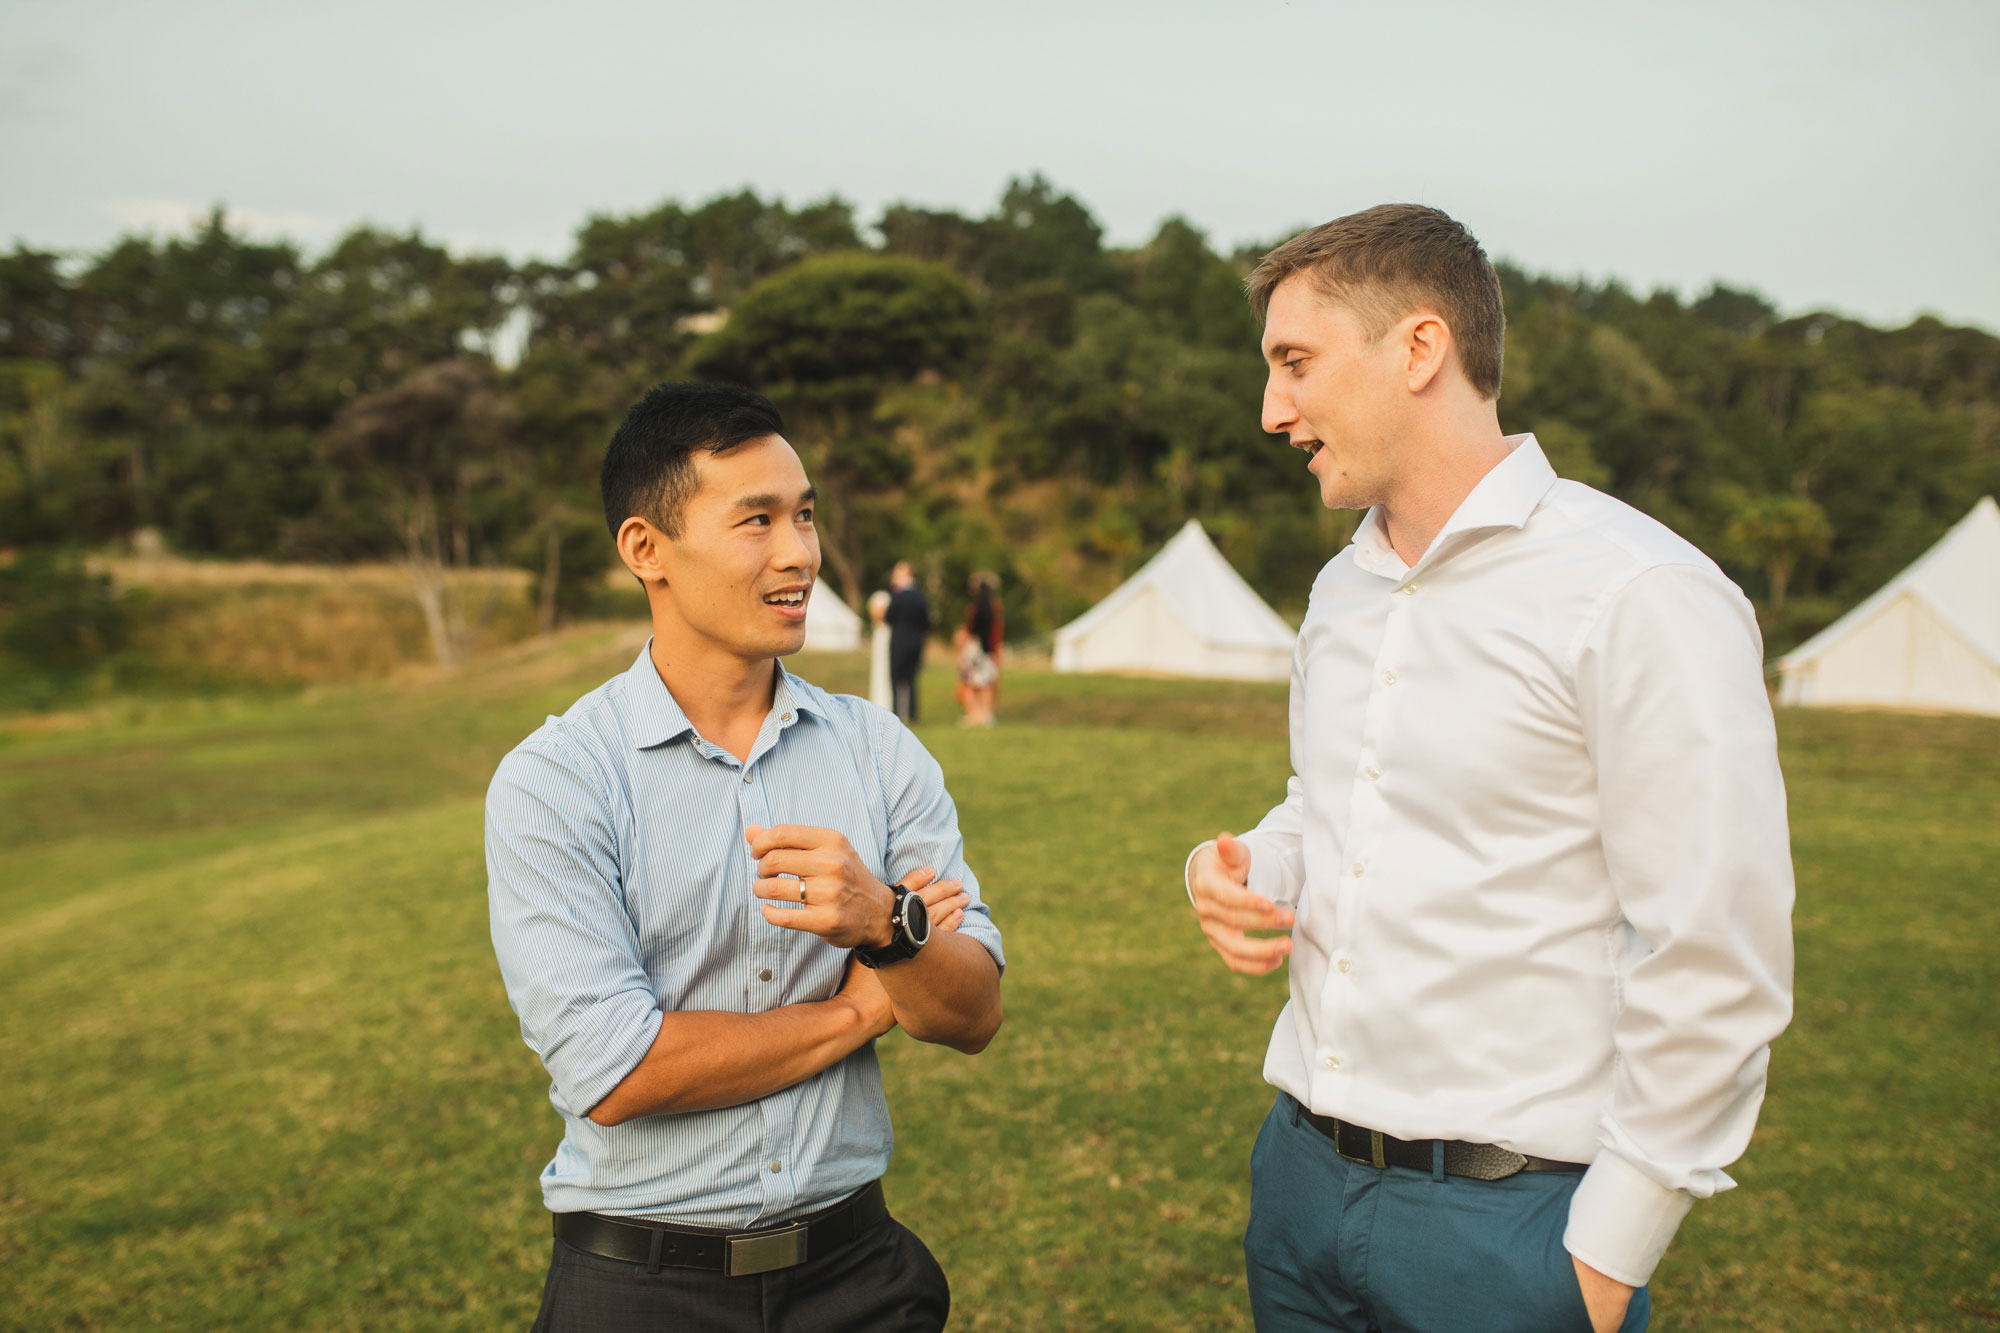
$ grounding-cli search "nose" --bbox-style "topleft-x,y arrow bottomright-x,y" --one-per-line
1261,371 -> 1296,437
774,515 -> 817,575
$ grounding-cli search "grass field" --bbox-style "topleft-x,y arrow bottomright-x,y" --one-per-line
2,626 -> 1996,1330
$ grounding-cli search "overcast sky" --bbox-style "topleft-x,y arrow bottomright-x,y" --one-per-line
4,0 -> 1994,331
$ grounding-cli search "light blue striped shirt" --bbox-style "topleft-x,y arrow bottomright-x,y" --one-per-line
485,643 -> 1004,1226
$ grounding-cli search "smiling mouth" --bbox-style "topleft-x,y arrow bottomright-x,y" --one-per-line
763,586 -> 809,609
1294,440 -> 1323,460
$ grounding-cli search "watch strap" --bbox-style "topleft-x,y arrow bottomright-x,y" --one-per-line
855,882 -> 923,969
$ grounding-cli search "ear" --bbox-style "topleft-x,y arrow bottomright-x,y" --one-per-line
615,516 -> 670,586
1403,313 -> 1453,394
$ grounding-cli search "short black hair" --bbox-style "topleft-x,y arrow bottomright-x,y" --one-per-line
600,382 -> 786,537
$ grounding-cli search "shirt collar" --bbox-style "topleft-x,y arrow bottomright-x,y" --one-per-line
773,662 -> 829,723
624,642 -> 696,750
1437,433 -> 1557,537
1349,433 -> 1558,580
623,642 -> 828,751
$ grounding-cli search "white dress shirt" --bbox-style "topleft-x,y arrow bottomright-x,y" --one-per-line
1202,435 -> 1794,1287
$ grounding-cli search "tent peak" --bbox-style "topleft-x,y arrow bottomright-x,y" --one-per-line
1053,517 -> 1297,681
1776,494 -> 2000,715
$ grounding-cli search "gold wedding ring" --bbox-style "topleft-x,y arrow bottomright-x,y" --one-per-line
798,881 -> 807,904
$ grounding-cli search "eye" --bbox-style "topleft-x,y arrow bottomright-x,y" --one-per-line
1283,357 -> 1304,373
741,514 -> 771,527
797,508 -> 814,524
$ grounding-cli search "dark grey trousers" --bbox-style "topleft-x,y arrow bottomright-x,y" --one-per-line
889,646 -> 924,724
528,1211 -> 950,1332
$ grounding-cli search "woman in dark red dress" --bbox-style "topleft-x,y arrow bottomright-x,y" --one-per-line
954,573 -> 1002,727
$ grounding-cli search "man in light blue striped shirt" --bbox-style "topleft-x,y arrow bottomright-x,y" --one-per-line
487,382 -> 1004,1331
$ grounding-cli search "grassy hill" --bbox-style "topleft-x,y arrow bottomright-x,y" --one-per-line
2,628 -> 1996,1329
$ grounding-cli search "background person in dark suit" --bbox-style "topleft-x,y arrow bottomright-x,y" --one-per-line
884,561 -> 931,724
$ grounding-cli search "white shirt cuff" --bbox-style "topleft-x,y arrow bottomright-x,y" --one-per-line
1563,1150 -> 1696,1287
1183,840 -> 1216,907
1185,835 -> 1294,908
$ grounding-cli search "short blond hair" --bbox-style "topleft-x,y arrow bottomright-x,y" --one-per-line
1246,204 -> 1505,400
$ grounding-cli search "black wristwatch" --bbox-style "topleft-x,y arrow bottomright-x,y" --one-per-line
855,881 -> 931,969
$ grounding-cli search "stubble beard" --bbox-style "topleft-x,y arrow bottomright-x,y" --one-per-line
1311,439 -> 1396,515
1315,461 -> 1377,514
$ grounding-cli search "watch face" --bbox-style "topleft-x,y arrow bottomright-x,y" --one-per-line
903,890 -> 931,947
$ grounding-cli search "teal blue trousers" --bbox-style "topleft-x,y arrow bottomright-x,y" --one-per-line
1246,1096 -> 1651,1333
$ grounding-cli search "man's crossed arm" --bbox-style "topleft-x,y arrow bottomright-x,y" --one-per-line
588,844 -> 1000,1127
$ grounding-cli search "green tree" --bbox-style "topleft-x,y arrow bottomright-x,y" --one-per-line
1783,382 -> 1979,601
5,182 -> 1998,677
879,206 -> 1004,277
1725,493 -> 1833,617
1691,283 -> 1778,337
984,175 -> 1119,295
505,339 -> 624,632
0,245 -> 79,365
1126,217 -> 1255,351
0,547 -> 129,689
0,360 -> 87,545
323,358 -> 517,665
68,212 -> 305,542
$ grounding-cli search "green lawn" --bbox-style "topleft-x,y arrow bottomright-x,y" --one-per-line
2,628 -> 1996,1330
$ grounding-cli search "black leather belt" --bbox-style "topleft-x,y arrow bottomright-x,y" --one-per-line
1292,1098 -> 1588,1180
553,1180 -> 887,1277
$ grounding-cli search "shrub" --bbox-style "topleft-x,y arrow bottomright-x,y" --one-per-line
0,547 -> 129,673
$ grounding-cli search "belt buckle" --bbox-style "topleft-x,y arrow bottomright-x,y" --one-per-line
1333,1121 -> 1389,1170
726,1222 -> 808,1276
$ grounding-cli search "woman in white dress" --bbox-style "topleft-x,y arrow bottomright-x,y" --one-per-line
867,589 -> 893,710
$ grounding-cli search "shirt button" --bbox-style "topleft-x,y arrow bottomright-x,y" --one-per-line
1323,1056 -> 1341,1072
1364,765 -> 1381,782
782,712 -> 793,722
1337,958 -> 1352,974
1401,583 -> 1418,595
770,1160 -> 783,1173
1350,863 -> 1365,878
1381,669 -> 1398,685
742,771 -> 753,784
759,969 -> 773,982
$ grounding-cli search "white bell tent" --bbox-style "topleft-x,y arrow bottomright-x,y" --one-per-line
1776,495 -> 2000,716
801,584 -> 864,653
1054,519 -> 1296,682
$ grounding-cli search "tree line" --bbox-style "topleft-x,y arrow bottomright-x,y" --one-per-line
2,176 -> 1995,683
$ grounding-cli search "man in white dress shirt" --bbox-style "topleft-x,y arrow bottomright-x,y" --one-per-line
1185,205 -> 1794,1333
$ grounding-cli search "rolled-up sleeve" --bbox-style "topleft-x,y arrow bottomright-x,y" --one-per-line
875,716 -> 1005,973
486,736 -> 664,1119
1566,563 -> 1796,1286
